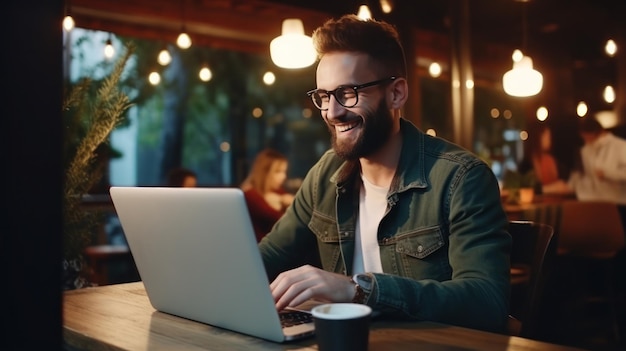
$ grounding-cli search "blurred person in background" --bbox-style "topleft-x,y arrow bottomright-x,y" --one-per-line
518,122 -> 571,195
241,149 -> 294,242
166,167 -> 197,187
568,116 -> 626,227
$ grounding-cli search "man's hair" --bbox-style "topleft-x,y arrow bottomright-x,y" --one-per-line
312,14 -> 407,78
579,116 -> 604,134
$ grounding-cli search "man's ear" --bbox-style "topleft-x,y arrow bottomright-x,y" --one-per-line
388,77 -> 408,109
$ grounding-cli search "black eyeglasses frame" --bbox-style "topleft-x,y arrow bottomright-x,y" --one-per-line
306,76 -> 397,111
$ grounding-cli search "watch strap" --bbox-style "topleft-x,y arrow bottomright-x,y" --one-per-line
351,273 -> 372,304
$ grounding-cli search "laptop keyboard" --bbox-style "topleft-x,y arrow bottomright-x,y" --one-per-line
279,310 -> 313,327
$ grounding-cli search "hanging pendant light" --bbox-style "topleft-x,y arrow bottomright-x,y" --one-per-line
502,0 -> 543,97
63,15 -> 75,32
157,46 -> 172,66
104,33 -> 115,59
177,0 -> 191,49
199,64 -> 212,82
177,31 -> 191,49
357,5 -> 372,20
63,1 -> 74,32
270,19 -> 316,69
503,54 -> 543,97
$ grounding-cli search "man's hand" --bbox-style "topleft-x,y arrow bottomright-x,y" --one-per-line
270,265 -> 355,310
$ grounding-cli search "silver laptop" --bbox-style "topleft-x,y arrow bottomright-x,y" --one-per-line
109,186 -> 315,343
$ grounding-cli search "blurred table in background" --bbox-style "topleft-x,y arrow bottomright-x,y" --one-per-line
504,192 -> 576,222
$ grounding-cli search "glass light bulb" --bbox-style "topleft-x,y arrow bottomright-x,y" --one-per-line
199,66 -> 212,82
149,71 -> 161,85
605,39 -> 617,57
576,101 -> 588,117
158,49 -> 171,66
263,71 -> 276,85
63,15 -> 75,32
603,85 -> 615,103
104,40 -> 115,59
177,32 -> 191,49
428,62 -> 442,78
380,0 -> 393,13
536,106 -> 548,121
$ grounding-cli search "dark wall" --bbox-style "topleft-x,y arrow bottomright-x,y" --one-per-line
3,1 -> 64,349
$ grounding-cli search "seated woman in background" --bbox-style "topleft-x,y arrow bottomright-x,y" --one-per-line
167,167 -> 197,187
241,149 -> 294,242
519,122 -> 571,194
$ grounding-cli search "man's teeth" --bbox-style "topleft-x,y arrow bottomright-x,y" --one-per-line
337,122 -> 359,132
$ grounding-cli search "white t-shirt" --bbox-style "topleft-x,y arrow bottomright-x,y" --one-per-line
352,175 -> 388,274
569,133 -> 626,205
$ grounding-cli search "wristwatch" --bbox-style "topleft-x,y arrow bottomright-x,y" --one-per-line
351,273 -> 373,304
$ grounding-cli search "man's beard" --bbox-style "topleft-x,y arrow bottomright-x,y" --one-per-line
329,99 -> 394,160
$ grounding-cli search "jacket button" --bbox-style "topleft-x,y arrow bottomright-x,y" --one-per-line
417,245 -> 424,253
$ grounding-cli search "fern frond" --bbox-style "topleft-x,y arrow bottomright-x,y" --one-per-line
63,42 -> 135,260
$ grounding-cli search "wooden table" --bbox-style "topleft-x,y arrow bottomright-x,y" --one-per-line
63,282 -> 585,351
504,193 -> 576,221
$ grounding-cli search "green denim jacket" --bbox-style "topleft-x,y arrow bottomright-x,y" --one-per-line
259,118 -> 511,333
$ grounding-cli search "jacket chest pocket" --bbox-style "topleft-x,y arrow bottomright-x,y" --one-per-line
381,226 -> 449,279
394,226 -> 445,258
308,211 -> 344,272
309,211 -> 341,243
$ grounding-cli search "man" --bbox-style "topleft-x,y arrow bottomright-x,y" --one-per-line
258,15 -> 511,333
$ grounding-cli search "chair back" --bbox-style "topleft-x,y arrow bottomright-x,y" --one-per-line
508,220 -> 555,339
521,202 -> 562,242
558,201 -> 625,259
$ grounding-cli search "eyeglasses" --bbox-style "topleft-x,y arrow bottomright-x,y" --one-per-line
306,76 -> 397,111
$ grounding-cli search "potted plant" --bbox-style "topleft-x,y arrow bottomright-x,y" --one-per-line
62,43 -> 134,289
502,169 -> 537,204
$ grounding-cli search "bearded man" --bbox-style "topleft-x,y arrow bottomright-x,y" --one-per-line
258,14 -> 511,334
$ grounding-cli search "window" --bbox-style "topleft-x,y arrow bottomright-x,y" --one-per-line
66,29 -> 329,189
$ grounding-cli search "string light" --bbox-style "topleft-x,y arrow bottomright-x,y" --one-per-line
605,39 -> 617,57
63,1 -> 74,32
177,0 -> 191,49
603,85 -> 615,103
576,101 -> 588,117
104,34 -> 115,59
428,62 -> 442,78
157,48 -> 171,66
148,71 -> 161,85
263,71 -> 276,85
63,15 -> 75,32
536,106 -> 548,121
177,32 -> 191,49
199,65 -> 212,82
379,0 -> 393,13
